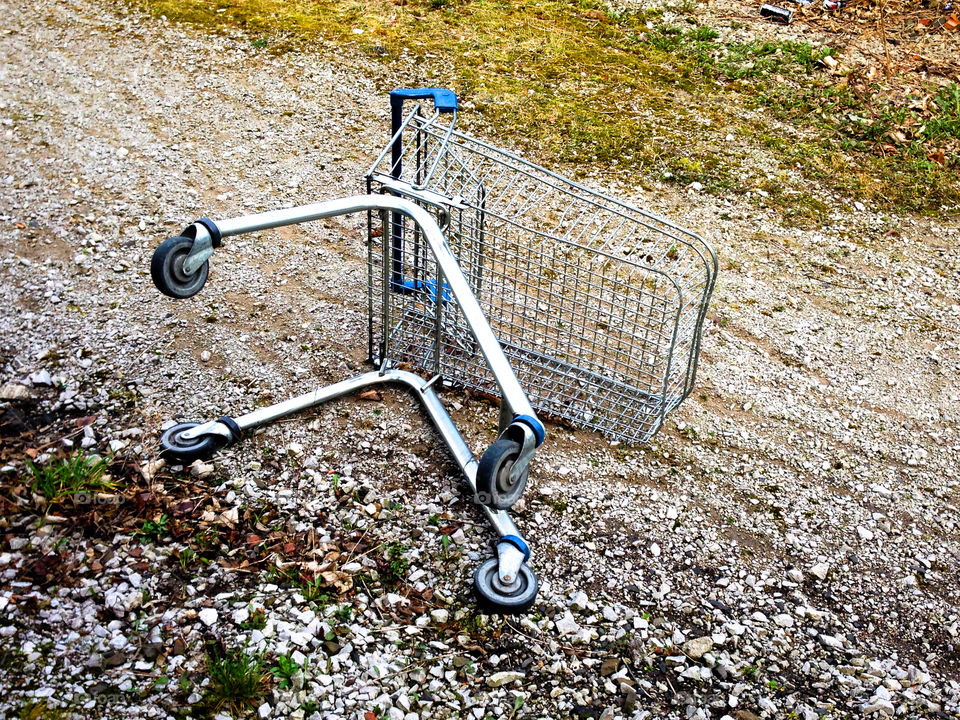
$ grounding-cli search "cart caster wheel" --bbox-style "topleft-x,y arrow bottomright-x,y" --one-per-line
159,422 -> 225,464
473,558 -> 538,614
151,236 -> 209,299
477,437 -> 528,509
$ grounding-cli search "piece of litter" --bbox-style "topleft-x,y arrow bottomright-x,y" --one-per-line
760,4 -> 793,22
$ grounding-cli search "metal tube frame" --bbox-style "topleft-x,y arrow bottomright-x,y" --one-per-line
213,195 -> 541,434
179,194 -> 540,580
230,368 -> 523,540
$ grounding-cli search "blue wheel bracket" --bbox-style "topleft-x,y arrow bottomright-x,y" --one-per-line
513,414 -> 546,447
499,534 -> 531,563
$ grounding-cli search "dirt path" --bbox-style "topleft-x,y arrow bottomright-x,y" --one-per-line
1,0 -> 959,718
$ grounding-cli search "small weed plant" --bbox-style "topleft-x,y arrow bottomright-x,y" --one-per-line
27,452 -> 114,507
270,653 -> 307,689
203,646 -> 269,715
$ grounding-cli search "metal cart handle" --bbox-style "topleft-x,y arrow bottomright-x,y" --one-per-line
390,89 -> 458,166
387,87 -> 461,291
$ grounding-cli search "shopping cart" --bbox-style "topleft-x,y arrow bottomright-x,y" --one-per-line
149,88 -> 716,613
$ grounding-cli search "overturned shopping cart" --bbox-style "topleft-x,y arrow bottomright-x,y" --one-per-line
149,88 -> 717,613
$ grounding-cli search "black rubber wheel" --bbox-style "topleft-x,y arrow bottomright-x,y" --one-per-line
476,437 -> 528,509
159,422 -> 225,464
473,558 -> 538,614
151,236 -> 209,299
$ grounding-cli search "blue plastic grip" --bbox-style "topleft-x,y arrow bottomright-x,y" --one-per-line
499,535 -> 531,563
514,414 -> 546,447
389,87 -> 459,114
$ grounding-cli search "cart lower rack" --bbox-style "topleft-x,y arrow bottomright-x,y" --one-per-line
149,88 -> 716,613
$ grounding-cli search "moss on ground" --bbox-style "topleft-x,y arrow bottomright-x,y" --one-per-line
131,0 -> 960,220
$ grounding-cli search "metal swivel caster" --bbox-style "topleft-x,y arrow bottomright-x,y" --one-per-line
159,421 -> 234,464
151,236 -> 209,299
473,538 -> 538,614
476,437 -> 530,510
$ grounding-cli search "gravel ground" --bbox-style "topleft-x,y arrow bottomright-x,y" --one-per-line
2,1 -> 960,719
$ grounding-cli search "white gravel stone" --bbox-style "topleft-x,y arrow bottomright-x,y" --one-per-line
809,563 -> 831,581
862,699 -> 895,716
683,636 -> 714,659
487,671 -> 524,687
555,611 -> 581,636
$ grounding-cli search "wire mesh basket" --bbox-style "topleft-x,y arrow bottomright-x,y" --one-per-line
366,104 -> 716,445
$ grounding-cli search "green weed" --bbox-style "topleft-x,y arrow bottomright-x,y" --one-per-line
137,514 -> 169,543
241,608 -> 268,631
202,646 -> 269,716
270,653 -> 307,689
381,542 -> 409,587
27,452 -> 114,507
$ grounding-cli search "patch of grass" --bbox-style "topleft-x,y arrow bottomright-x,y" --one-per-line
381,541 -> 409,587
175,547 -> 205,574
27,451 -> 114,507
136,514 -> 169,543
16,701 -> 72,720
541,495 -> 568,513
270,653 -> 307,689
241,607 -> 267,631
925,83 -> 960,142
202,646 -> 270,716
719,38 -> 833,80
747,77 -> 960,212
133,0 -> 960,215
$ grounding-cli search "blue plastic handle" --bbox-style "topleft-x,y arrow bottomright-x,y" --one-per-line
387,88 -> 459,290
389,87 -> 458,114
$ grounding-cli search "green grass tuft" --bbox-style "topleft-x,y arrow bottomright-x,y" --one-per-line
269,653 -> 307,689
27,451 -> 114,507
203,646 -> 270,716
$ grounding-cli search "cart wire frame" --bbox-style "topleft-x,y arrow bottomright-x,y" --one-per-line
366,102 -> 717,445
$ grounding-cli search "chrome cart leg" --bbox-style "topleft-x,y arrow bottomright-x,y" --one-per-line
153,195 -> 544,511
151,194 -> 545,611
158,368 -> 538,613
